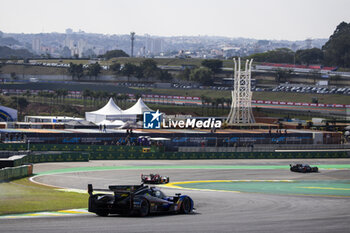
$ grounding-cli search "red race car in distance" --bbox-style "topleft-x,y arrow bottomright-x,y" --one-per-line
141,174 -> 170,184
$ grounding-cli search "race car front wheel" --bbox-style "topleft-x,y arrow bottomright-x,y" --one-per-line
180,197 -> 192,214
139,199 -> 150,217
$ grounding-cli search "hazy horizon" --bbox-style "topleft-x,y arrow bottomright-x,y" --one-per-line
1,0 -> 350,41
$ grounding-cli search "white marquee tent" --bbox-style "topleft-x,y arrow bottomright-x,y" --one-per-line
85,97 -> 153,124
97,119 -> 125,128
85,98 -> 123,123
122,98 -> 153,115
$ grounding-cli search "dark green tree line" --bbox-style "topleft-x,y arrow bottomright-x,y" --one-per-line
322,21 -> 350,68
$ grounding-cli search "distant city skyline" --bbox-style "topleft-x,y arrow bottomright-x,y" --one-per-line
1,0 -> 350,41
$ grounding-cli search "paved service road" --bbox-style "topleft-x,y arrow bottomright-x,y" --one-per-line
1,159 -> 350,233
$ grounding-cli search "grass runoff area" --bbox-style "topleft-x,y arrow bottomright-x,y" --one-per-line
0,178 -> 88,215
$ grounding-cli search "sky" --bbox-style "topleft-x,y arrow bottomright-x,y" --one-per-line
1,0 -> 349,40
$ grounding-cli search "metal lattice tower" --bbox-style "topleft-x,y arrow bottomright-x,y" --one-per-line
130,32 -> 135,57
226,58 -> 255,124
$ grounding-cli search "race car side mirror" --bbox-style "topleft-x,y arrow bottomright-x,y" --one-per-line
175,193 -> 181,196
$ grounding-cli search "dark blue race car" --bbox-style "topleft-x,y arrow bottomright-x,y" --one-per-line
88,184 -> 194,217
290,164 -> 318,173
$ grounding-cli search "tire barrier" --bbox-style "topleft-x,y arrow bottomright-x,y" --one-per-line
0,165 -> 33,182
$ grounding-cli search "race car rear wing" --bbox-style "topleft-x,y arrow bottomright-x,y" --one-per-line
87,184 -> 146,195
87,184 -> 110,195
109,185 -> 145,192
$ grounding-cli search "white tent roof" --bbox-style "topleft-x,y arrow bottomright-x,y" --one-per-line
98,119 -> 124,126
122,98 -> 153,115
111,120 -> 125,126
88,98 -> 122,115
97,119 -> 113,125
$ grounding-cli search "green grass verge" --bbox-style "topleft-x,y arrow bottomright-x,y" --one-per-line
0,178 -> 88,215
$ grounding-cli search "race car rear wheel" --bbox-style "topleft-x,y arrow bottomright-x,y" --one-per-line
139,199 -> 149,217
180,197 -> 192,214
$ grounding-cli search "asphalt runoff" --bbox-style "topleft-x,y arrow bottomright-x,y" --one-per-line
1,159 -> 350,233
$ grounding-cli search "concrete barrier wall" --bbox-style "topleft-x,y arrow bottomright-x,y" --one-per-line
0,143 -> 349,160
0,143 -> 145,153
0,152 -> 89,169
86,151 -> 349,160
0,152 -> 88,182
29,152 -> 89,163
0,149 -> 348,182
0,165 -> 33,182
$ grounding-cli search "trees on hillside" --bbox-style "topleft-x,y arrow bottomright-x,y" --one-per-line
177,67 -> 191,81
140,59 -> 158,79
120,59 -> 173,81
322,21 -> 350,68
201,59 -> 223,73
121,63 -> 140,80
87,62 -> 101,79
248,48 -> 294,63
101,49 -> 129,59
295,48 -> 323,65
68,63 -> 84,80
189,68 -> 213,85
0,46 -> 35,59
110,63 -> 121,73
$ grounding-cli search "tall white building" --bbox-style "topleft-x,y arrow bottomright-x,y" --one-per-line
78,39 -> 87,58
153,38 -> 163,55
145,36 -> 163,55
64,37 -> 74,49
32,38 -> 41,53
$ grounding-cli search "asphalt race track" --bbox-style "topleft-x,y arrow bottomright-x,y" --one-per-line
1,159 -> 350,233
